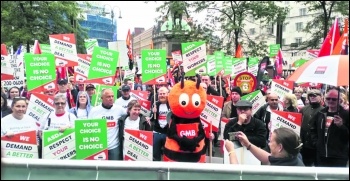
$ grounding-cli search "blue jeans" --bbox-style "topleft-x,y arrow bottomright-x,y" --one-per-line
108,146 -> 121,160
153,132 -> 166,161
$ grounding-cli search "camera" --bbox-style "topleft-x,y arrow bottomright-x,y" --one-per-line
228,132 -> 239,141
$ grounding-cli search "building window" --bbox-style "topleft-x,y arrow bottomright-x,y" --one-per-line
296,22 -> 303,31
249,28 -> 255,35
299,8 -> 307,16
282,24 -> 287,32
267,24 -> 274,34
295,37 -> 302,45
282,39 -> 286,46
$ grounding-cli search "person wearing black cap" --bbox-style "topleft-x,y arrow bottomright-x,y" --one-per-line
114,85 -> 136,112
299,89 -> 323,166
222,87 -> 242,120
55,79 -> 78,111
85,84 -> 96,101
223,100 -> 267,149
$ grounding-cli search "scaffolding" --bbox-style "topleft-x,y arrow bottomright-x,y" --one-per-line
78,4 -> 117,48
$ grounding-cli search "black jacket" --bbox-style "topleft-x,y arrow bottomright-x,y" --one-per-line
150,101 -> 170,134
299,104 -> 324,149
117,114 -> 153,160
1,93 -> 12,118
310,106 -> 349,159
223,117 -> 267,148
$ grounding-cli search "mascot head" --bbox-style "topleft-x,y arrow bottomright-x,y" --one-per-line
168,74 -> 207,119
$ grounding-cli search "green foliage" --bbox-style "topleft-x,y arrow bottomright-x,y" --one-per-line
152,1 -> 288,57
297,1 -> 349,49
1,1 -> 88,53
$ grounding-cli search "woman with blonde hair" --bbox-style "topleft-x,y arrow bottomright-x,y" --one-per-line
340,92 -> 349,111
294,87 -> 305,108
283,93 -> 299,112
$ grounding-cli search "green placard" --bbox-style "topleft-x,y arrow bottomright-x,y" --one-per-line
87,47 -> 119,84
207,55 -> 216,76
215,51 -> 224,75
84,39 -> 98,55
269,44 -> 280,57
75,119 -> 108,160
40,44 -> 51,54
224,56 -> 232,76
42,128 -> 76,159
24,53 -> 56,92
181,41 -> 207,76
91,85 -> 119,106
141,49 -> 167,84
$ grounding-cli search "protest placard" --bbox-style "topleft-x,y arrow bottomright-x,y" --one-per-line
74,54 -> 91,83
75,119 -> 108,160
138,99 -> 151,117
270,79 -> 294,101
26,93 -> 55,128
90,85 -> 118,106
233,72 -> 258,94
24,53 -> 57,93
207,55 -> 216,76
241,90 -> 266,115
200,95 -> 224,133
224,56 -> 232,77
40,44 -> 51,54
270,110 -> 302,138
1,130 -> 38,159
1,51 -> 14,80
248,57 -> 259,76
172,50 -> 182,65
84,39 -> 99,55
130,90 -> 149,101
181,41 -> 207,76
141,49 -> 167,85
123,129 -> 153,161
214,51 -> 224,76
86,47 -> 119,85
269,44 -> 280,57
42,128 -> 75,160
232,58 -> 247,78
3,55 -> 25,90
49,34 -> 78,67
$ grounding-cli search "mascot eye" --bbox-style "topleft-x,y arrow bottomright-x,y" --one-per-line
192,94 -> 201,107
179,93 -> 189,107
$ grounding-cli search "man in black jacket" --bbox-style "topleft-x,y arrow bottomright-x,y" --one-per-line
299,89 -> 324,166
224,100 -> 267,149
311,88 -> 349,167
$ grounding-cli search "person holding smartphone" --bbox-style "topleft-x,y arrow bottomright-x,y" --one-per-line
310,88 -> 349,167
223,100 -> 267,149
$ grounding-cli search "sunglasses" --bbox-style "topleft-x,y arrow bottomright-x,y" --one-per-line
54,102 -> 66,106
269,99 -> 279,101
325,97 -> 338,101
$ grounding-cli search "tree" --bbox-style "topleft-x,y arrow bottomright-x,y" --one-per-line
297,1 -> 349,49
152,1 -> 288,57
1,1 -> 88,53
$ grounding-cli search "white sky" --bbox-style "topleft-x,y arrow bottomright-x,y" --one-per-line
101,1 -> 221,40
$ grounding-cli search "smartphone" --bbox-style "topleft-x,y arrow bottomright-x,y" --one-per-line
228,132 -> 239,141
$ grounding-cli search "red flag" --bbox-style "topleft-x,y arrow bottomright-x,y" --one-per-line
274,49 -> 283,79
126,29 -> 133,60
235,44 -> 243,58
318,18 -> 340,57
33,40 -> 42,54
1,44 -> 8,56
332,18 -> 348,55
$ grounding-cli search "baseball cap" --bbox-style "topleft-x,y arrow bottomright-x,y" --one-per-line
85,84 -> 95,90
235,100 -> 253,108
121,85 -> 131,91
307,89 -> 321,96
58,79 -> 68,85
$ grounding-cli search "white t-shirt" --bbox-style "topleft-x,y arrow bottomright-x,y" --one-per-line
77,108 -> 88,119
1,114 -> 37,136
158,104 -> 169,128
88,104 -> 126,150
7,99 -> 13,107
42,112 -> 77,130
114,96 -> 136,112
124,117 -> 140,130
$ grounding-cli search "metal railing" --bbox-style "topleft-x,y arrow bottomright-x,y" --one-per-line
1,158 -> 349,180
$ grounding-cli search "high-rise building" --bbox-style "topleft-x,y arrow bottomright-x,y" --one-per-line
77,2 -> 116,48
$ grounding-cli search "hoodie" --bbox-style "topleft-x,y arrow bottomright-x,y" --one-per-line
69,91 -> 92,119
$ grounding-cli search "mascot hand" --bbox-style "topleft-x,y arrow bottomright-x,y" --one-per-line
179,136 -> 199,152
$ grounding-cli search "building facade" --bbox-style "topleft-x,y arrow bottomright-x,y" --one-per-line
240,1 -> 344,67
133,27 -> 154,59
77,2 -> 116,48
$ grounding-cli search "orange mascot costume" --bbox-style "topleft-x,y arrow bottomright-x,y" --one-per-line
163,75 -> 207,162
